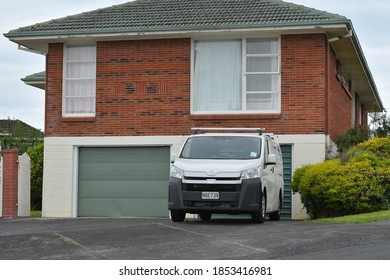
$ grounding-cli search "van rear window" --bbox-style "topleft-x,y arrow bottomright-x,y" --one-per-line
180,136 -> 262,159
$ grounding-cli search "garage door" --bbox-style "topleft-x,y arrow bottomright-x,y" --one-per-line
78,146 -> 170,217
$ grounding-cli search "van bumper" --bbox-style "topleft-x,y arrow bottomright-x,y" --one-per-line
168,177 -> 262,214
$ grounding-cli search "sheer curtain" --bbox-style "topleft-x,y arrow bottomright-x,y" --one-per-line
245,38 -> 280,111
63,45 -> 96,116
193,40 -> 242,112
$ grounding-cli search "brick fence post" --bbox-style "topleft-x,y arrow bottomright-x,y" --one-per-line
2,149 -> 19,219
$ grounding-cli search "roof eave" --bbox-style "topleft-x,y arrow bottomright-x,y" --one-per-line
351,31 -> 384,112
330,27 -> 384,112
6,22 -> 350,55
5,20 -> 351,40
21,80 -> 45,90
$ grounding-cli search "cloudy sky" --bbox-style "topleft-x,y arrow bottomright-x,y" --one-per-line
1,0 -> 390,131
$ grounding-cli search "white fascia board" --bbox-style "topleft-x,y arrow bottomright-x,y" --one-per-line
15,24 -> 348,40
13,24 -> 348,50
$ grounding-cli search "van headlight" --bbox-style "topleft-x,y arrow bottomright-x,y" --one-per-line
241,167 -> 261,180
171,166 -> 184,179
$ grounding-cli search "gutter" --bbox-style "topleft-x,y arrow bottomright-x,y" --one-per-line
4,20 -> 351,39
5,24 -> 348,46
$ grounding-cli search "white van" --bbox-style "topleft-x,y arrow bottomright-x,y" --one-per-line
168,128 -> 284,223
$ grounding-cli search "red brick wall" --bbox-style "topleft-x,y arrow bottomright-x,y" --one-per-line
45,35 -> 330,137
328,49 -> 353,140
45,39 -> 191,136
2,149 -> 18,219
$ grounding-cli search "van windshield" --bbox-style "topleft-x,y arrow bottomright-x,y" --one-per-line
180,136 -> 262,159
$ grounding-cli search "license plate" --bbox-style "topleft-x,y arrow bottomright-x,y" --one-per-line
201,192 -> 220,200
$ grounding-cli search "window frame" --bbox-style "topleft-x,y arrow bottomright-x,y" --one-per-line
62,44 -> 97,118
191,37 -> 281,115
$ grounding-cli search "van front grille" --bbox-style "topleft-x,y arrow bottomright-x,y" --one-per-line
183,183 -> 241,192
183,201 -> 239,208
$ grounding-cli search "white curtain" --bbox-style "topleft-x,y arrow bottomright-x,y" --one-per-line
64,45 -> 96,115
193,40 -> 242,112
245,38 -> 280,111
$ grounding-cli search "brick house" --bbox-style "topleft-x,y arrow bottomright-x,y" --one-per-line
5,0 -> 383,219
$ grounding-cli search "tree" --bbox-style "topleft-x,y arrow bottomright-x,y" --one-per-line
370,112 -> 390,138
0,118 -> 43,154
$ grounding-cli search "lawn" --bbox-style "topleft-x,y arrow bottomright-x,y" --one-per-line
310,210 -> 390,224
30,210 -> 42,218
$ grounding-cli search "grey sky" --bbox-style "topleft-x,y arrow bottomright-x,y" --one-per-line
1,0 -> 389,131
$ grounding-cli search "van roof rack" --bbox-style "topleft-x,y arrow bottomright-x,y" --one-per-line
191,127 -> 265,135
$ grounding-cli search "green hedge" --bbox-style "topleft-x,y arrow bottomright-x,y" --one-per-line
292,138 -> 390,219
27,143 -> 44,211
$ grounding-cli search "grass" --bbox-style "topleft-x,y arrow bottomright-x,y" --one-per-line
30,210 -> 42,218
309,210 -> 390,224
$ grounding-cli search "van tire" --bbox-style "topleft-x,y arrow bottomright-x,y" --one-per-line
269,196 -> 282,221
171,210 -> 186,222
251,191 -> 266,223
199,212 -> 212,221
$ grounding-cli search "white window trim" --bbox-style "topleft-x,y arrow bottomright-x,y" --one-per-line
62,44 -> 97,118
190,36 -> 281,115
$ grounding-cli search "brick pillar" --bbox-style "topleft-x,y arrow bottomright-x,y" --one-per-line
2,149 -> 19,219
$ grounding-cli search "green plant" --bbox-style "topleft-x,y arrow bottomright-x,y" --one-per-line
27,143 -> 44,211
346,137 -> 390,160
0,118 -> 43,154
370,112 -> 390,138
335,128 -> 369,153
293,138 -> 390,219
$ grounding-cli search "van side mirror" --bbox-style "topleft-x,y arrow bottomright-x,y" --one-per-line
266,154 -> 277,165
170,153 -> 177,164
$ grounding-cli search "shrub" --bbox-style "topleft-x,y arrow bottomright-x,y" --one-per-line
335,128 -> 369,153
346,137 -> 390,160
292,160 -> 341,218
27,143 -> 44,211
293,137 -> 390,219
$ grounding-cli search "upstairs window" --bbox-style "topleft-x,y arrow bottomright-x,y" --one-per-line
63,45 -> 96,117
192,38 -> 280,114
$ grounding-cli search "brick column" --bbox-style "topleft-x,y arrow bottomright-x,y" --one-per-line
2,149 -> 19,219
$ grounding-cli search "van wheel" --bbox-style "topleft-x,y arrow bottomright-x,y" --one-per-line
171,210 -> 185,222
252,191 -> 266,223
269,196 -> 282,221
199,212 -> 212,221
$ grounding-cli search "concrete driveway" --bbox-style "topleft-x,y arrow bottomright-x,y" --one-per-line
1,217 -> 389,260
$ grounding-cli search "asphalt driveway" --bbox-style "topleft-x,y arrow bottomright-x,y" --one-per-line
1,217 -> 389,260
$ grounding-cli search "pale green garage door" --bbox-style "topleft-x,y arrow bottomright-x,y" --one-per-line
78,146 -> 170,217
280,145 -> 292,219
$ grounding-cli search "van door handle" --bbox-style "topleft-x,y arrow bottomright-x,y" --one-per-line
270,167 -> 274,173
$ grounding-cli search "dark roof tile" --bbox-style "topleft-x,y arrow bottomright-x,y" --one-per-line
5,0 -> 348,37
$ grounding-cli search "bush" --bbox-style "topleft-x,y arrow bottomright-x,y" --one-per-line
292,138 -> 390,219
335,128 -> 369,153
27,143 -> 44,211
346,137 -> 390,160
